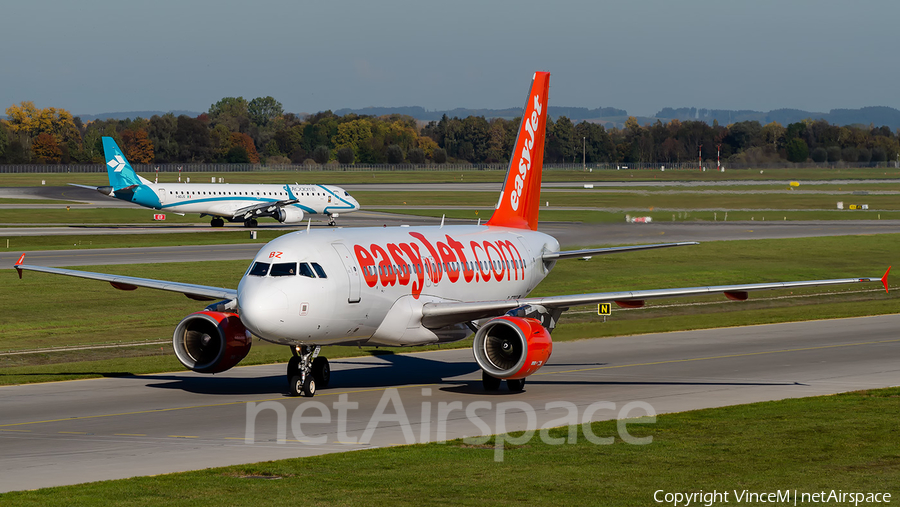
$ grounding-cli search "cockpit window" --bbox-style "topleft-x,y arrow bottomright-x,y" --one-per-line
311,262 -> 327,278
249,262 -> 270,276
270,262 -> 297,277
298,262 -> 315,278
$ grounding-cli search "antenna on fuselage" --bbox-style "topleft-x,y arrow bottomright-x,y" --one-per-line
440,214 -> 445,228
307,218 -> 311,233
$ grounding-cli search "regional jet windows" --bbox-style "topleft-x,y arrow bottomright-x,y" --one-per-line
297,262 -> 315,278
249,262 -> 270,276
270,262 -> 297,277
311,263 -> 327,278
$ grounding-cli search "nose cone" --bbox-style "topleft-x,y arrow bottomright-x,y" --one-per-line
238,279 -> 288,340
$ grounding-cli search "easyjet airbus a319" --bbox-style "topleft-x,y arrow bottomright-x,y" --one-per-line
15,72 -> 889,396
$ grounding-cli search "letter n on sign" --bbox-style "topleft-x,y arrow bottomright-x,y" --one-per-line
598,303 -> 611,316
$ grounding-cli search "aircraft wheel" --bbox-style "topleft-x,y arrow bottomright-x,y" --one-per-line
482,371 -> 502,391
287,356 -> 301,378
312,356 -> 330,389
289,375 -> 303,397
244,219 -> 258,227
210,218 -> 224,227
302,376 -> 317,397
506,378 -> 526,392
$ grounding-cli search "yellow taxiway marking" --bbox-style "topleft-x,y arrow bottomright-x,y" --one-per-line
1,339 -> 897,430
223,437 -> 309,443
0,429 -> 31,432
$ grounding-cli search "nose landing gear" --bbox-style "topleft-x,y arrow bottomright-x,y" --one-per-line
287,345 -> 330,397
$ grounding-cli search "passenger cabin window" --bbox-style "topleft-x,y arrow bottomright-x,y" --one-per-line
311,262 -> 327,278
249,262 -> 270,276
297,263 -> 315,278
270,262 -> 297,277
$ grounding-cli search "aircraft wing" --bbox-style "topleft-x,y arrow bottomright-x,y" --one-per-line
14,255 -> 236,302
231,199 -> 299,219
543,242 -> 699,261
420,269 -> 890,329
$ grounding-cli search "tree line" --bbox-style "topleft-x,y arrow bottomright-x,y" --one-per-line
2,98 -> 898,166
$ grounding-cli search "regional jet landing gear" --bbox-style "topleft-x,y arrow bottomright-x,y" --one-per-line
210,217 -> 225,227
326,213 -> 337,227
287,345 -> 330,397
243,219 -> 258,227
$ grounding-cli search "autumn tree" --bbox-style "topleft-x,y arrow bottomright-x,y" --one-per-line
31,132 -> 62,163
121,129 -> 155,164
5,101 -> 80,144
230,132 -> 259,163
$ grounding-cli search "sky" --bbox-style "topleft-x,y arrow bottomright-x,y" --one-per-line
3,0 -> 898,118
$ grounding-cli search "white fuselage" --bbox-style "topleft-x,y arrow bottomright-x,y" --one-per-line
236,225 -> 560,347
133,182 -> 358,219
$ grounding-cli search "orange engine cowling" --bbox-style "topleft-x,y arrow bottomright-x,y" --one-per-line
172,311 -> 252,374
472,316 -> 552,380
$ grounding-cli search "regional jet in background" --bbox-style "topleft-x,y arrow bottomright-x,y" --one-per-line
71,137 -> 360,227
17,72 -> 889,397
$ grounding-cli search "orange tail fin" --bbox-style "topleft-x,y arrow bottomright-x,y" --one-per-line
486,71 -> 550,230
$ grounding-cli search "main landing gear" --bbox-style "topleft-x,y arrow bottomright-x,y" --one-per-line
243,218 -> 258,227
210,217 -> 225,227
287,345 -> 330,397
482,370 -> 525,392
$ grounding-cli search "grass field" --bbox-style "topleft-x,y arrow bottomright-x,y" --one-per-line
1,230 -> 291,252
376,208 -> 900,223
354,190 -> 900,210
2,234 -> 895,385
2,166 -> 900,187
1,188 -> 897,227
1,386 -> 896,505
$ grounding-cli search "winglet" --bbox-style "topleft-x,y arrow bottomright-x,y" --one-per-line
14,253 -> 25,279
882,266 -> 891,293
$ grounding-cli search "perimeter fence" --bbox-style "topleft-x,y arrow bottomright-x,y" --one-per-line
0,161 -> 898,173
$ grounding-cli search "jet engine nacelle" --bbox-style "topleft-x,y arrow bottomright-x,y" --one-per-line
172,311 -> 252,373
472,316 -> 553,379
275,206 -> 305,224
